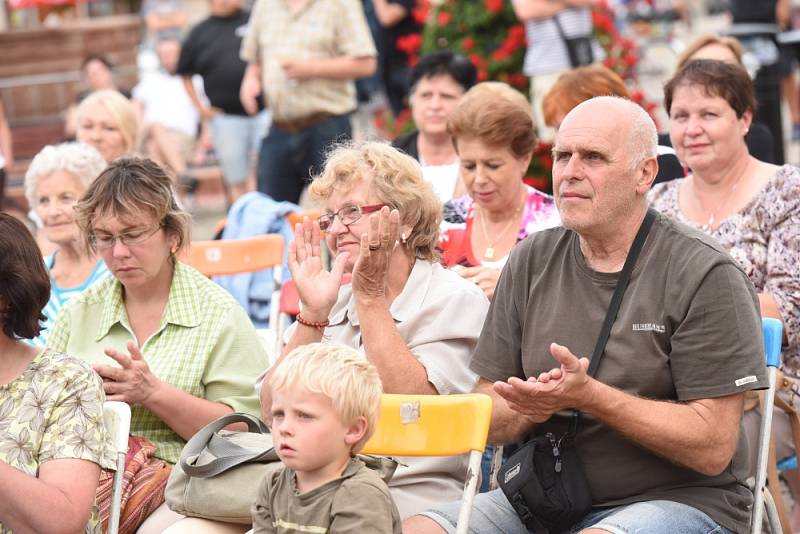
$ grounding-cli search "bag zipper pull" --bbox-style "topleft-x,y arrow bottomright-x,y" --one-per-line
546,433 -> 562,473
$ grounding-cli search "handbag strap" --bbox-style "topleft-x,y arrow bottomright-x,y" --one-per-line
569,208 -> 656,435
179,412 -> 275,478
552,12 -> 569,42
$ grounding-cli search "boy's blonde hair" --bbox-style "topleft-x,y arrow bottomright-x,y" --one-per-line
269,343 -> 382,452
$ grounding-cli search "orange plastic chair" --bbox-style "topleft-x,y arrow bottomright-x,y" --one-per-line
362,393 -> 492,534
287,209 -> 324,228
184,235 -> 285,352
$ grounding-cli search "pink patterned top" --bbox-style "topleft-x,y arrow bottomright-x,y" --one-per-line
439,185 -> 561,268
648,165 -> 800,373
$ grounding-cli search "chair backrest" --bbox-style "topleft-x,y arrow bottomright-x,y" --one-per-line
103,401 -> 131,456
183,234 -> 284,277
287,209 -> 324,228
103,401 -> 131,534
362,393 -> 492,457
750,317 -> 784,534
762,318 -> 782,369
361,393 -> 491,534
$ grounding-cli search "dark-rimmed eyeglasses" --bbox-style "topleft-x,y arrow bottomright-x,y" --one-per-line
89,225 -> 162,250
317,204 -> 386,231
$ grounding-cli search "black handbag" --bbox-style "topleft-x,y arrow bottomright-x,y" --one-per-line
553,14 -> 594,68
497,209 -> 656,533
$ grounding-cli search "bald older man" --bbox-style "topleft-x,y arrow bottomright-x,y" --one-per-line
404,96 -> 767,534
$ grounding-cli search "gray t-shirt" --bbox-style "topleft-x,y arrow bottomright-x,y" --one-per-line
252,458 -> 402,533
471,212 -> 767,533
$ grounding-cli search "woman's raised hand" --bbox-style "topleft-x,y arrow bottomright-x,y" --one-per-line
352,207 -> 400,300
287,217 -> 348,320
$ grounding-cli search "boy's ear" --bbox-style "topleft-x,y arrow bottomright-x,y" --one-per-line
344,416 -> 368,448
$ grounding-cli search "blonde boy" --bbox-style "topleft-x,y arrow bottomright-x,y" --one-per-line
252,343 -> 401,533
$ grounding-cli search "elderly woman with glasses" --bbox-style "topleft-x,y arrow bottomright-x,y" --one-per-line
260,140 -> 489,519
47,156 -> 267,533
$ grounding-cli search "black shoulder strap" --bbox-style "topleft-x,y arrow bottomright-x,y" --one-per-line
569,208 -> 657,435
587,208 -> 656,377
552,12 -> 568,41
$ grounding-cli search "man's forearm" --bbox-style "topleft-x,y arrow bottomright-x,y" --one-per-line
476,379 -> 538,444
583,381 -> 744,476
308,56 -> 376,80
371,0 -> 407,27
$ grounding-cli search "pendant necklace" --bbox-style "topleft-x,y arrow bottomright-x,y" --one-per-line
692,160 -> 749,232
476,197 -> 524,260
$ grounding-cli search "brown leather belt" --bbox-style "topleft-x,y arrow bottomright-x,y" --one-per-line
272,112 -> 336,133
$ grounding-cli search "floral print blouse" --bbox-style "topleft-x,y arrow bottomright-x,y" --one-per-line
439,185 -> 561,268
0,348 -> 114,534
648,165 -> 800,374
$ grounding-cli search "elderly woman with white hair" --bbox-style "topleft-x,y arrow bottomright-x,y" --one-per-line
24,142 -> 110,346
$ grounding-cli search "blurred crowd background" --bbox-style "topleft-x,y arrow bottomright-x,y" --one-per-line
1,0 -> 800,237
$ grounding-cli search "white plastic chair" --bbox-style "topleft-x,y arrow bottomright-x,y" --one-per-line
103,401 -> 131,534
751,317 -> 784,534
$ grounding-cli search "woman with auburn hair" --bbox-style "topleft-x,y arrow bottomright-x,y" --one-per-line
76,89 -> 140,162
650,58 -> 800,529
0,212 -> 114,534
262,140 -> 489,519
440,81 -> 560,301
542,63 -> 630,129
540,64 -> 685,184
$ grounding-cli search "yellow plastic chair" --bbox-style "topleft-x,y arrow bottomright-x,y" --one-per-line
183,235 -> 285,354
362,393 -> 493,534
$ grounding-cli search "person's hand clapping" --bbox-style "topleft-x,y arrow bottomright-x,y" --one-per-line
352,206 -> 400,300
493,342 -> 594,422
287,217 -> 348,321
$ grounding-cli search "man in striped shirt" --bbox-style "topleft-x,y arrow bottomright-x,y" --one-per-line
511,0 -> 603,141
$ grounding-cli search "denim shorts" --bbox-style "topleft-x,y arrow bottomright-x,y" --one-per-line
421,489 -> 736,534
210,110 -> 271,185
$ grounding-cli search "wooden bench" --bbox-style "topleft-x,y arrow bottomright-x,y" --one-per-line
2,121 -> 66,213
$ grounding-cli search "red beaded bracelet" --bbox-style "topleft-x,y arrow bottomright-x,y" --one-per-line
296,314 -> 330,331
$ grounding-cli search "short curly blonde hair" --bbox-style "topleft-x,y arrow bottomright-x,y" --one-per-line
310,141 -> 441,262
269,343 -> 382,452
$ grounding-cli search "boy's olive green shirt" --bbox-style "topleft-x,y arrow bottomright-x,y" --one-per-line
252,458 -> 402,533
48,261 -> 267,464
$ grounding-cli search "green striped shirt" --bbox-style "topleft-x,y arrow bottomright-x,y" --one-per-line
48,261 -> 267,464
